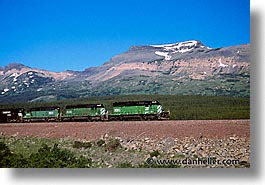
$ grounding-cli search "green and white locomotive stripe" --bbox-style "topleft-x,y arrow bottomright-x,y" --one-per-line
157,105 -> 162,114
100,108 -> 105,115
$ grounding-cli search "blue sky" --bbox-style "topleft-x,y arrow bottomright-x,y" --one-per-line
0,0 -> 250,72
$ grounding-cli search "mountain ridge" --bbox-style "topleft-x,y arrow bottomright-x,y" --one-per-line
0,40 -> 250,103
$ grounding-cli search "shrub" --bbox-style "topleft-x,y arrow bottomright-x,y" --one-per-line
0,141 -> 93,168
149,150 -> 160,158
73,141 -> 92,149
32,143 -> 92,168
106,138 -> 121,152
0,141 -> 13,167
96,139 -> 105,147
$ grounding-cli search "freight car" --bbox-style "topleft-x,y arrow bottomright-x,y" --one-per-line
61,104 -> 108,121
23,107 -> 60,122
109,100 -> 170,120
0,108 -> 24,123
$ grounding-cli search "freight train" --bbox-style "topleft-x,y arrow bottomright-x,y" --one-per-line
0,101 -> 170,123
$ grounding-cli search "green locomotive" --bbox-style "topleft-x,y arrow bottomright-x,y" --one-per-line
109,100 -> 170,120
23,107 -> 60,122
61,104 -> 108,121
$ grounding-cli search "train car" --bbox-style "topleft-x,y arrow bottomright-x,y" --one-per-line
23,107 -> 60,122
109,100 -> 170,120
0,108 -> 24,123
61,104 -> 108,121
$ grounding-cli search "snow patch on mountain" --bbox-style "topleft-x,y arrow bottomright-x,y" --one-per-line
218,58 -> 228,67
155,51 -> 171,60
10,73 -> 20,82
151,40 -> 210,60
151,40 -> 199,52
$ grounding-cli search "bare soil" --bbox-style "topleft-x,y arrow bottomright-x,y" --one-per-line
0,120 -> 250,140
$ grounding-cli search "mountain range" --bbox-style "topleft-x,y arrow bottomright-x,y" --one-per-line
0,40 -> 250,103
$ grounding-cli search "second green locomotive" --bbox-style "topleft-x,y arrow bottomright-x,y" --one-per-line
61,104 -> 108,121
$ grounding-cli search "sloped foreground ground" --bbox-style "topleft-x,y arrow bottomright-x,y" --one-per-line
0,120 -> 250,168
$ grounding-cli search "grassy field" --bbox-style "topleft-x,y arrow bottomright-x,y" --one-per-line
0,94 -> 249,120
0,136 -> 175,168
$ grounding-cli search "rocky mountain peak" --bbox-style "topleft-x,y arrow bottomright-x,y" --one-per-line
108,40 -> 213,65
128,40 -> 207,52
4,62 -> 29,72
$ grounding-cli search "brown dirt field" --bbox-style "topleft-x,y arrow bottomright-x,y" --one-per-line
0,120 -> 250,140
